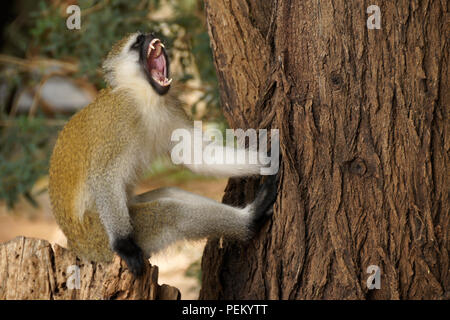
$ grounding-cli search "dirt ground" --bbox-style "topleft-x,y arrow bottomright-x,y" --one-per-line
0,175 -> 228,300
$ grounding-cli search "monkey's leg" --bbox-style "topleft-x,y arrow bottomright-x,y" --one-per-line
129,174 -> 279,258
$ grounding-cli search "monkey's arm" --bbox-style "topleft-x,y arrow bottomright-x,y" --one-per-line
183,146 -> 262,177
169,126 -> 264,177
92,180 -> 146,276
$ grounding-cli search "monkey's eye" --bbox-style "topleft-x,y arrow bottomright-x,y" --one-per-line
131,35 -> 145,50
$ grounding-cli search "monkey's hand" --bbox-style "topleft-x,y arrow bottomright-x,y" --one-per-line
113,237 -> 146,277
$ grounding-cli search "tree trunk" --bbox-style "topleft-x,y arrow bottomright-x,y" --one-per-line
200,0 -> 448,300
0,237 -> 180,300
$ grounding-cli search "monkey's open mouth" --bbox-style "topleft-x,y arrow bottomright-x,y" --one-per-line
146,39 -> 172,87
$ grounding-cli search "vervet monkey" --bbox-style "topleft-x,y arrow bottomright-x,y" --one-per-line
49,32 -> 279,277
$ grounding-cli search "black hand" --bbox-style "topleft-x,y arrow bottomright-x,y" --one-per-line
113,236 -> 146,277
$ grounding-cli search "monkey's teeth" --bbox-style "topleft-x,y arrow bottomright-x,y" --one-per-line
156,78 -> 172,86
150,39 -> 160,48
148,39 -> 163,58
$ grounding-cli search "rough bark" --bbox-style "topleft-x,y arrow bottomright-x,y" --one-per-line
200,0 -> 448,299
0,236 -> 180,300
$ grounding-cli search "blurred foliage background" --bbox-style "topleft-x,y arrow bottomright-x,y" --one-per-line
0,0 -> 223,208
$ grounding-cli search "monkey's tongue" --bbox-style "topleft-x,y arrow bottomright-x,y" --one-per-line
151,69 -> 166,82
149,52 -> 171,86
150,54 -> 165,72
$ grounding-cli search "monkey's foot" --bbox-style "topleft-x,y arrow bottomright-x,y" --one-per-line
249,172 -> 280,234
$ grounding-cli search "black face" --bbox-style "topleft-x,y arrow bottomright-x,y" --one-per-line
131,33 -> 171,95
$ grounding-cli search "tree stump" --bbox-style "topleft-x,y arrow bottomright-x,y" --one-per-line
0,236 -> 180,300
